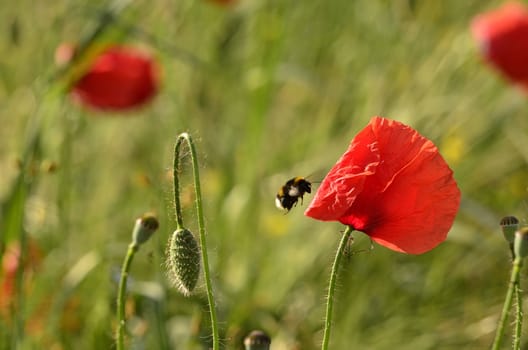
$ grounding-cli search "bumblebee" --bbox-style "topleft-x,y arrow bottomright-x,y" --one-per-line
275,176 -> 312,212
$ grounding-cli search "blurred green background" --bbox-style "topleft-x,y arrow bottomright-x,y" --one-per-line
1,0 -> 528,349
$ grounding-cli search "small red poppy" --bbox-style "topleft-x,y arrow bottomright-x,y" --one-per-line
471,2 -> 528,90
305,117 -> 461,254
70,46 -> 159,111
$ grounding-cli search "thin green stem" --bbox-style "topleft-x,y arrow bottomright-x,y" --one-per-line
322,226 -> 353,350
173,133 -> 219,350
173,137 -> 185,229
8,86 -> 47,349
513,281 -> 523,350
491,257 -> 523,350
116,242 -> 138,350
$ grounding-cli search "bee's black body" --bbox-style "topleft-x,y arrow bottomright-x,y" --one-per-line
276,177 -> 312,212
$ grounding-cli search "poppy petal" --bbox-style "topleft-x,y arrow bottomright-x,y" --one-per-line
305,117 -> 461,254
304,124 -> 381,221
361,126 -> 460,254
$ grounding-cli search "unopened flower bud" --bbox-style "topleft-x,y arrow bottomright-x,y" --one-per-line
166,228 -> 201,296
243,330 -> 271,350
514,227 -> 528,259
500,216 -> 519,244
132,213 -> 159,246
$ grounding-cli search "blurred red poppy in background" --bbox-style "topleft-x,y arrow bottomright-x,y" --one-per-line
305,117 -> 461,255
63,45 -> 159,111
1,240 -> 42,317
471,2 -> 528,91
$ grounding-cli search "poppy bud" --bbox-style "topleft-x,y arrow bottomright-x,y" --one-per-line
131,214 -> 159,246
243,330 -> 271,350
514,227 -> 528,259
166,228 -> 201,296
500,215 -> 519,244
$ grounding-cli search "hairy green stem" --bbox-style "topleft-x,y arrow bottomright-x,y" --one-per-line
513,275 -> 523,350
116,242 -> 138,350
491,257 -> 522,350
172,138 -> 184,229
173,133 -> 219,350
322,226 -> 353,350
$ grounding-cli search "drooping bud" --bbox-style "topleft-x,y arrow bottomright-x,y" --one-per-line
243,330 -> 271,350
131,213 -> 159,246
500,216 -> 519,244
166,228 -> 201,296
514,227 -> 528,259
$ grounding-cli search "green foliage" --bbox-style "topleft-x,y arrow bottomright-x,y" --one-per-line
1,0 -> 527,349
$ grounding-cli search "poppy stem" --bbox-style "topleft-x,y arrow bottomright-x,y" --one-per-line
173,133 -> 220,350
491,257 -> 522,350
172,138 -> 184,230
116,242 -> 138,350
321,226 -> 354,350
513,281 -> 523,350
116,214 -> 159,349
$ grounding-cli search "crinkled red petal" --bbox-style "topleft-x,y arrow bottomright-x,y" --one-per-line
306,117 -> 460,254
304,123 -> 380,221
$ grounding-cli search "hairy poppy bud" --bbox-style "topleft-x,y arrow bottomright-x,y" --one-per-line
131,213 -> 159,246
243,330 -> 271,350
166,228 -> 201,296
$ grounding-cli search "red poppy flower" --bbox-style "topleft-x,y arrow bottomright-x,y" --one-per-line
471,2 -> 528,90
70,46 -> 159,111
305,117 -> 461,255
